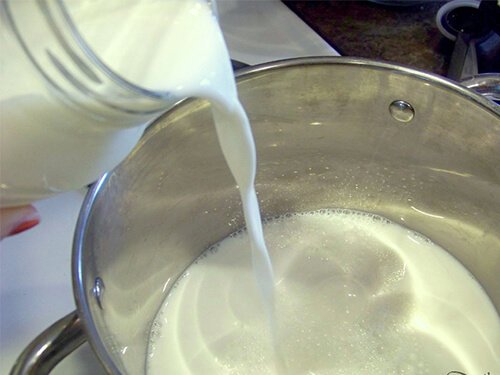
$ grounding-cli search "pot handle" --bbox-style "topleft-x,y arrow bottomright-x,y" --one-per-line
10,311 -> 86,375
461,73 -> 500,104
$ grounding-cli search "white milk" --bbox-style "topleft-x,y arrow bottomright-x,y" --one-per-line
3,0 -> 271,278
71,0 -> 276,358
1,0 -> 273,270
147,209 -> 500,374
3,0 -> 274,296
68,0 -> 275,345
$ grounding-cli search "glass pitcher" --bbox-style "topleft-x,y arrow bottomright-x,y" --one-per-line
0,0 -> 217,207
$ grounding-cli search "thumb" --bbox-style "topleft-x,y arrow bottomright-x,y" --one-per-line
0,205 -> 41,240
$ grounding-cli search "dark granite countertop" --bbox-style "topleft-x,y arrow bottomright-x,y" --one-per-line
283,1 -> 454,76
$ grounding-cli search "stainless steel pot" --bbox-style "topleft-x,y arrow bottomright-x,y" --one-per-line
12,57 -> 500,374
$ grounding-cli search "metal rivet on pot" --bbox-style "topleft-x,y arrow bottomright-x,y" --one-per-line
92,277 -> 105,309
389,100 -> 415,123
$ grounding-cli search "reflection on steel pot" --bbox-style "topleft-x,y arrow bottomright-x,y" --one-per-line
12,57 -> 500,374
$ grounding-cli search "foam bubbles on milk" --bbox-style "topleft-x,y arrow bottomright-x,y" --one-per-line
147,209 -> 500,374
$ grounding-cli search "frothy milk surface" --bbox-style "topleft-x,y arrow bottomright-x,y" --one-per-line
147,209 -> 499,375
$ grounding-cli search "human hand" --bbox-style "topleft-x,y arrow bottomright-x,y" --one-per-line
0,205 -> 41,240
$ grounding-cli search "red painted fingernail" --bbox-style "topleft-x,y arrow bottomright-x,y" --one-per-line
10,218 -> 41,236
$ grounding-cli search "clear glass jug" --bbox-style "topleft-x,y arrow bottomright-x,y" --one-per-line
0,0 -> 216,207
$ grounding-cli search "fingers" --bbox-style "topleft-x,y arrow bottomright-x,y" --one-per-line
0,205 -> 41,240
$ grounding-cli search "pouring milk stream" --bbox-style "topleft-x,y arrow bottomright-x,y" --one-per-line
2,1 -> 498,374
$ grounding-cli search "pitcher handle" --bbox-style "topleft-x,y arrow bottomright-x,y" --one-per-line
10,311 -> 86,375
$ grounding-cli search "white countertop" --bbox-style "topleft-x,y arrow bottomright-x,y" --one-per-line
0,1 -> 338,373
